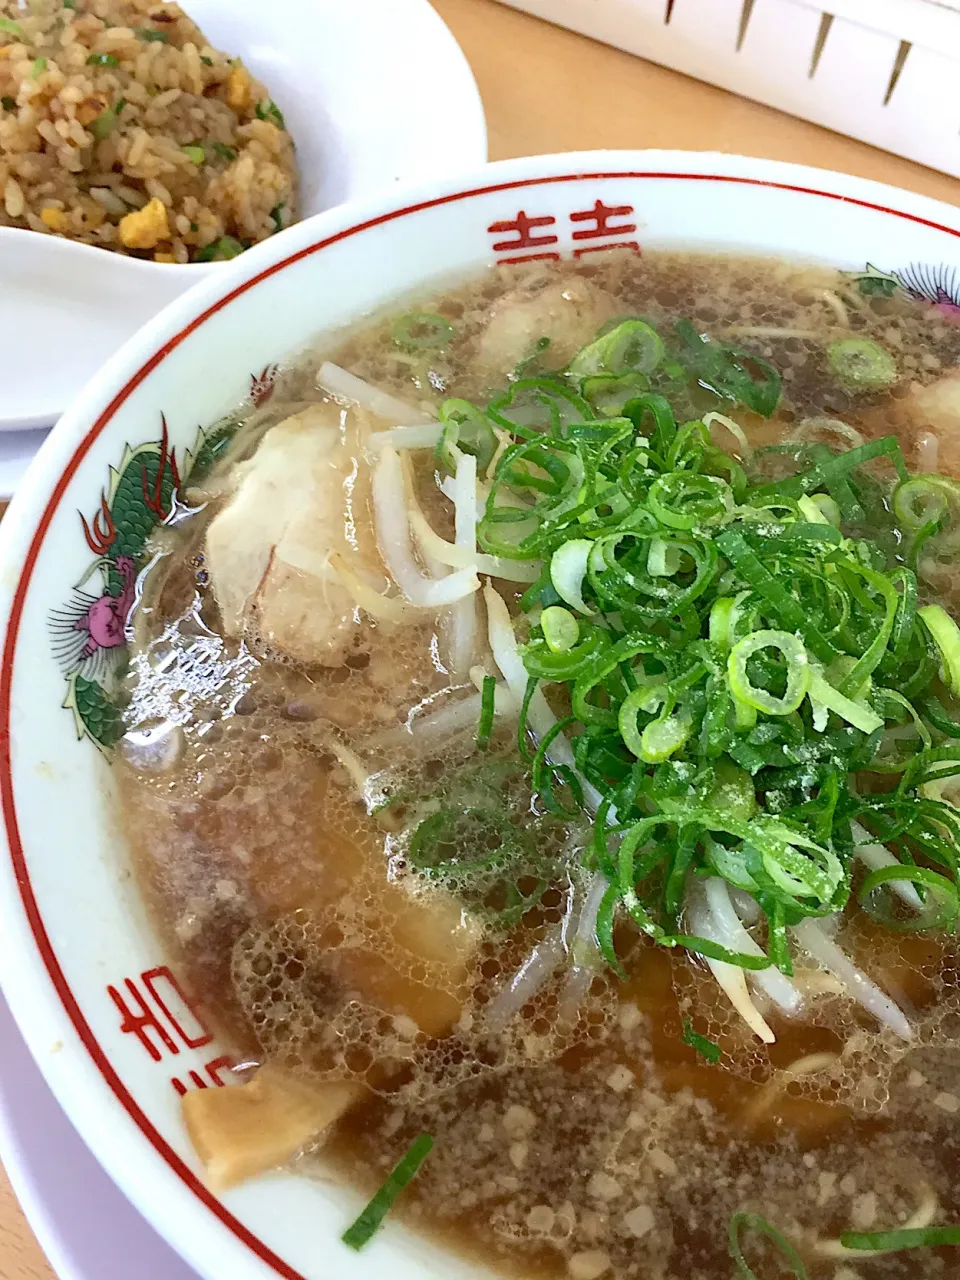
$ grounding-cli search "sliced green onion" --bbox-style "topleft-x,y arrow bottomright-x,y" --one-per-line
702,410 -> 750,457
733,693 -> 758,729
487,377 -> 591,436
859,864 -> 959,932
341,1134 -> 434,1250
210,140 -> 237,160
798,494 -> 830,525
392,311 -> 454,351
30,57 -> 47,77
809,492 -> 841,525
623,392 -> 677,456
87,52 -> 119,66
195,235 -> 244,262
875,689 -> 930,753
618,684 -> 660,758
715,529 -> 837,665
709,593 -> 747,651
894,474 -> 957,533
681,1017 -> 721,1063
136,27 -> 169,41
717,819 -> 844,904
808,670 -> 882,734
581,371 -> 650,416
569,319 -> 664,376
182,144 -> 205,165
704,837 -> 759,891
640,710 -> 692,763
920,604 -> 960,695
617,684 -> 692,763
648,471 -> 734,530
0,17 -> 24,36
255,98 -> 285,128
675,320 -> 781,417
89,98 -> 124,140
595,880 -> 627,977
705,761 -> 756,822
827,337 -> 898,391
665,933 -> 772,969
729,1212 -> 808,1280
728,631 -> 810,716
436,398 -> 497,471
541,606 -> 580,653
420,803 -> 529,874
920,691 -> 960,737
663,828 -> 699,917
836,561 -> 899,696
476,675 -> 495,751
0,96 -> 15,111
550,539 -> 595,616
270,201 -> 285,233
756,437 -> 908,505
839,1225 -> 960,1252
647,537 -> 681,577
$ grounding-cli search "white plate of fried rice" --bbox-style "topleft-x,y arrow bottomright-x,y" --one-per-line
0,0 -> 486,433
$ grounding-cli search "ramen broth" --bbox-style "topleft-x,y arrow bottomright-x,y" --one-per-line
116,253 -> 960,1278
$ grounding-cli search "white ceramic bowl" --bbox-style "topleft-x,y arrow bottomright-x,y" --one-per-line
0,0 -> 486,433
2,150 -> 960,1280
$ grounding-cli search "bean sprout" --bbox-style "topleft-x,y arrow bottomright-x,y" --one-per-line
792,918 -> 913,1040
372,448 -> 479,607
317,362 -> 434,424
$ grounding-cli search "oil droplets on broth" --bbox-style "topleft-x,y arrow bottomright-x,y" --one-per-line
115,252 -> 960,1279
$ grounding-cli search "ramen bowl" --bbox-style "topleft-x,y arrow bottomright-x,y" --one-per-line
2,150 -> 960,1280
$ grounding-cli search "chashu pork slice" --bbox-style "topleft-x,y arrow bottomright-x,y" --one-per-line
477,276 -> 618,376
205,403 -> 393,667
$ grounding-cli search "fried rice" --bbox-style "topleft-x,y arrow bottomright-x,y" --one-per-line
0,0 -> 299,262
